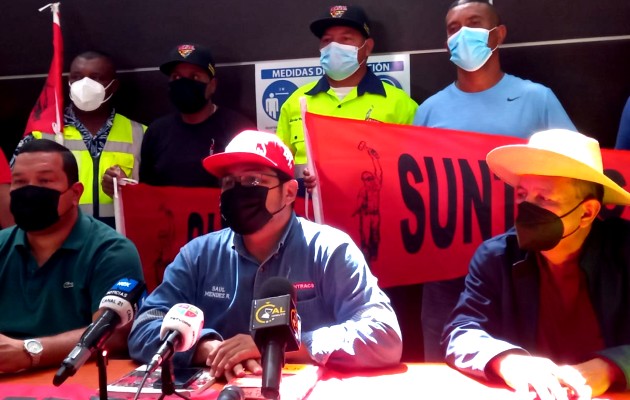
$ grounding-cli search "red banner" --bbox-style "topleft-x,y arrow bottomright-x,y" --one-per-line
24,3 -> 63,138
0,152 -> 10,184
121,117 -> 630,290
121,184 -> 223,291
305,113 -> 630,287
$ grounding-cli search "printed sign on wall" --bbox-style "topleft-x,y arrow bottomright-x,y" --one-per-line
254,54 -> 411,132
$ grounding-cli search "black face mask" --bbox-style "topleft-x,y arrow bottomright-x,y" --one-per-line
514,200 -> 585,251
10,185 -> 63,232
220,183 -> 285,235
168,78 -> 209,114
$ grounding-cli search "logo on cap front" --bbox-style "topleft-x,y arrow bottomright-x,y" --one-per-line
330,5 -> 347,17
254,139 -> 293,173
178,44 -> 195,58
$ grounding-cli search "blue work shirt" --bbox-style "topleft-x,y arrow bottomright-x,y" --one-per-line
129,213 -> 402,369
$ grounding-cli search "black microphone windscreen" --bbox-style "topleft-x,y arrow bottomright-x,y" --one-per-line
256,277 -> 295,300
218,385 -> 245,400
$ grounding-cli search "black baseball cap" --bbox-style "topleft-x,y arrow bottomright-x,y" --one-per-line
310,5 -> 371,38
159,43 -> 216,78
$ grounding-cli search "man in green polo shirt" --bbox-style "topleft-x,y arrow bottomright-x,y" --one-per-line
276,5 -> 418,190
0,139 -> 143,373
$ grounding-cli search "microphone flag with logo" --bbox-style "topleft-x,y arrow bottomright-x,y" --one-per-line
54,278 -> 147,386
250,277 -> 301,400
146,303 -> 205,375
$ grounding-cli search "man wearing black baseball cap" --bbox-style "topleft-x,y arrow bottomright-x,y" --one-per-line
139,43 -> 253,188
276,5 -> 417,191
309,4 -> 371,38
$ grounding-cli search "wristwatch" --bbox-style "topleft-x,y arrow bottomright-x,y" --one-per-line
23,339 -> 43,367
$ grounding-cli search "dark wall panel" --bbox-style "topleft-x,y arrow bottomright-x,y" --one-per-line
2,1 -> 628,153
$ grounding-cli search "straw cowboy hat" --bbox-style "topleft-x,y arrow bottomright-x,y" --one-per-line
486,129 -> 630,205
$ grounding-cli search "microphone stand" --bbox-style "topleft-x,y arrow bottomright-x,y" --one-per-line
96,350 -> 108,400
157,359 -> 188,400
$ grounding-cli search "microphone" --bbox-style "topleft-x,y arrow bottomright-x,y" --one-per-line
250,277 -> 301,400
145,303 -> 205,375
54,278 -> 146,386
217,385 -> 245,400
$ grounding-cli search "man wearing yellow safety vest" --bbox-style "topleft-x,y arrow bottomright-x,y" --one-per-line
276,5 -> 418,192
6,51 -> 145,229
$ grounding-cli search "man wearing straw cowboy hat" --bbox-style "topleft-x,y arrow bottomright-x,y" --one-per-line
443,129 -> 630,399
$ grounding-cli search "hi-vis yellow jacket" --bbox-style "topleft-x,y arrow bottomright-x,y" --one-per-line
33,114 -> 145,218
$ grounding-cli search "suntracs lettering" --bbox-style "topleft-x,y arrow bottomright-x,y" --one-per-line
398,154 -> 513,253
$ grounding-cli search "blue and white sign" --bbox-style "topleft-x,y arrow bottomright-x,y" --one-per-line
261,80 -> 298,121
255,54 -> 411,132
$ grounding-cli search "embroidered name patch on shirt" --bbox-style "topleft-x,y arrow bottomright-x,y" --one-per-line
204,285 -> 231,299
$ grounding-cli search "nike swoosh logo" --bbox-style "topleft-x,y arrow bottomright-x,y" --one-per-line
507,96 -> 521,102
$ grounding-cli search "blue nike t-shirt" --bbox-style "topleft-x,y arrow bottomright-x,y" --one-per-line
413,74 -> 575,138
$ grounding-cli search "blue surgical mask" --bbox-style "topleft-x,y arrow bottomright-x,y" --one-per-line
320,41 -> 367,81
447,26 -> 497,72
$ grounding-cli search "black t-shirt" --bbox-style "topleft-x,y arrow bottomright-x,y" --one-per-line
140,108 -> 254,187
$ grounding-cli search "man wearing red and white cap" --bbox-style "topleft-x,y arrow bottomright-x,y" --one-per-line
443,129 -> 630,398
129,130 -> 402,379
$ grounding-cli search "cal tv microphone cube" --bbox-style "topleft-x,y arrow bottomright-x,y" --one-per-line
250,294 -> 300,352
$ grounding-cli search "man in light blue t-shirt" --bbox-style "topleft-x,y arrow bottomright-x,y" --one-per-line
415,0 -> 576,362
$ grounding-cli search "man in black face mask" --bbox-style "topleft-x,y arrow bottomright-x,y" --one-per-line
129,130 -> 402,380
139,43 -> 253,188
443,129 -> 630,399
0,139 -> 143,373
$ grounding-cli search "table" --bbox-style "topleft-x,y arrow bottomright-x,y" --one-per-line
0,360 -> 628,399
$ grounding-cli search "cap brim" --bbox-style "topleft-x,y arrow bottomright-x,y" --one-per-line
159,60 -> 180,76
487,145 -> 630,205
202,152 -> 280,178
309,19 -> 367,38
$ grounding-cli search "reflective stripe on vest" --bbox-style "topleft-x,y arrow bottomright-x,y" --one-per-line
32,115 -> 144,218
79,203 -> 114,218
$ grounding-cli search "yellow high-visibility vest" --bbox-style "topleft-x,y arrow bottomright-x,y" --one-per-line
33,114 -> 145,218
276,71 -> 418,167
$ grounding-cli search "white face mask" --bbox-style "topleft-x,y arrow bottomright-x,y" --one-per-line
69,77 -> 114,112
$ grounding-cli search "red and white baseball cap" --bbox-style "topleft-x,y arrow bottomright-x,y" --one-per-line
202,130 -> 295,178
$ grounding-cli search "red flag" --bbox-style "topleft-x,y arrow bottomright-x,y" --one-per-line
24,3 -> 63,142
304,113 -> 630,287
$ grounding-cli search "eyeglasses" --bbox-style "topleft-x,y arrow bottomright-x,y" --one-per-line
221,173 -> 280,190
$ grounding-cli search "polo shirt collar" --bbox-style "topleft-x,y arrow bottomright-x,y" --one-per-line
14,210 -> 88,252
63,210 -> 90,250
305,69 -> 387,97
232,212 -> 298,263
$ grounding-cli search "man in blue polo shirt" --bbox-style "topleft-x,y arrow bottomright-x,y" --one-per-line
129,130 -> 402,380
0,139 -> 143,373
